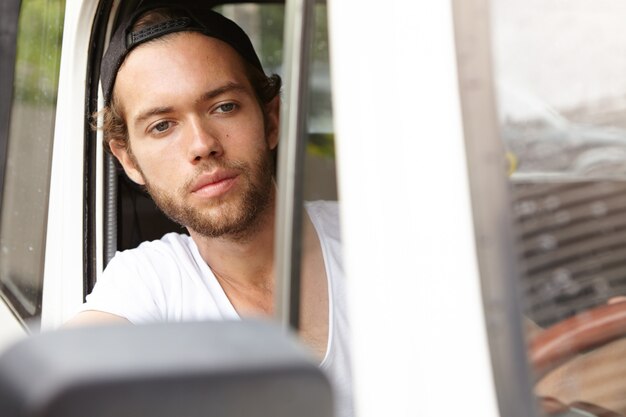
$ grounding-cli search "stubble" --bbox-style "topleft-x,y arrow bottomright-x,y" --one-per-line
142,152 -> 274,242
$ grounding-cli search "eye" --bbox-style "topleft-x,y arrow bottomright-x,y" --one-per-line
150,120 -> 171,134
215,102 -> 237,114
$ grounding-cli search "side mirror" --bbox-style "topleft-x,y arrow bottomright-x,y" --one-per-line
0,320 -> 334,417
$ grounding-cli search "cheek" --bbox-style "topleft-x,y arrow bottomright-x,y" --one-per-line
130,148 -> 175,182
130,134 -> 182,167
219,122 -> 268,153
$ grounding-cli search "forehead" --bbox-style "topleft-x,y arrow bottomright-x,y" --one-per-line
113,32 -> 252,111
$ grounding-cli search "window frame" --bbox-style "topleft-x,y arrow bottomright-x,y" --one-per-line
0,0 -> 21,223
85,0 -> 115,296
452,0 -> 540,416
273,0 -> 315,329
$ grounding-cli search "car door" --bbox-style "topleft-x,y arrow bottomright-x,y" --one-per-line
332,0 -> 626,416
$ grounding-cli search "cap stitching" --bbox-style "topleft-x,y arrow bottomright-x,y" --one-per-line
126,17 -> 196,47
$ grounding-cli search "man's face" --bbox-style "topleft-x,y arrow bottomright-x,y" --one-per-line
111,33 -> 279,240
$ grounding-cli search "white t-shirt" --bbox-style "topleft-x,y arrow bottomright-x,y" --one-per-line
81,201 -> 352,417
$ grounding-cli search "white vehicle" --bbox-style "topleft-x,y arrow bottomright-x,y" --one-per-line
1,0 -> 625,416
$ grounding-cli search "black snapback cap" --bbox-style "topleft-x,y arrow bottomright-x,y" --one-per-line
100,4 -> 265,105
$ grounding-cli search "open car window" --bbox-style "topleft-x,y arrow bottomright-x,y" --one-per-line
115,2 -> 335,255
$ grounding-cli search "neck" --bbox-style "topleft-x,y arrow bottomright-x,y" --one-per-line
188,200 -> 276,290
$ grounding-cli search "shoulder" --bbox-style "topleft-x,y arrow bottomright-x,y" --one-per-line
128,232 -> 195,256
304,200 -> 339,231
305,201 -> 342,276
101,232 -> 200,302
305,201 -> 340,243
111,232 -> 196,268
84,232 -> 202,323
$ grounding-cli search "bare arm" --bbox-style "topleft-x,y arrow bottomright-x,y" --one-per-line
63,311 -> 131,327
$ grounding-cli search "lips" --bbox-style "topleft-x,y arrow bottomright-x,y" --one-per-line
190,170 -> 239,198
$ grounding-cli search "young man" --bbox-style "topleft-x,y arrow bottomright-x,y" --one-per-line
68,4 -> 351,417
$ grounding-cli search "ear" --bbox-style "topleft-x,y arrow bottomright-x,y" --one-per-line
264,96 -> 280,150
109,140 -> 146,185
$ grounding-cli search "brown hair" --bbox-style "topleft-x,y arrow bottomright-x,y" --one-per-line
96,7 -> 282,154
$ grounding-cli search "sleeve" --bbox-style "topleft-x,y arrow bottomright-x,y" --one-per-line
79,249 -> 167,324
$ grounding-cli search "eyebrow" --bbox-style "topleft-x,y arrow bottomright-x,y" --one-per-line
196,82 -> 248,104
134,106 -> 174,126
133,82 -> 249,126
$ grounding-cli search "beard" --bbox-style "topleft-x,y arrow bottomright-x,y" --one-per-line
141,151 -> 274,242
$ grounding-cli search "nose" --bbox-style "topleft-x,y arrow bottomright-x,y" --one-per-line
186,117 -> 224,163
